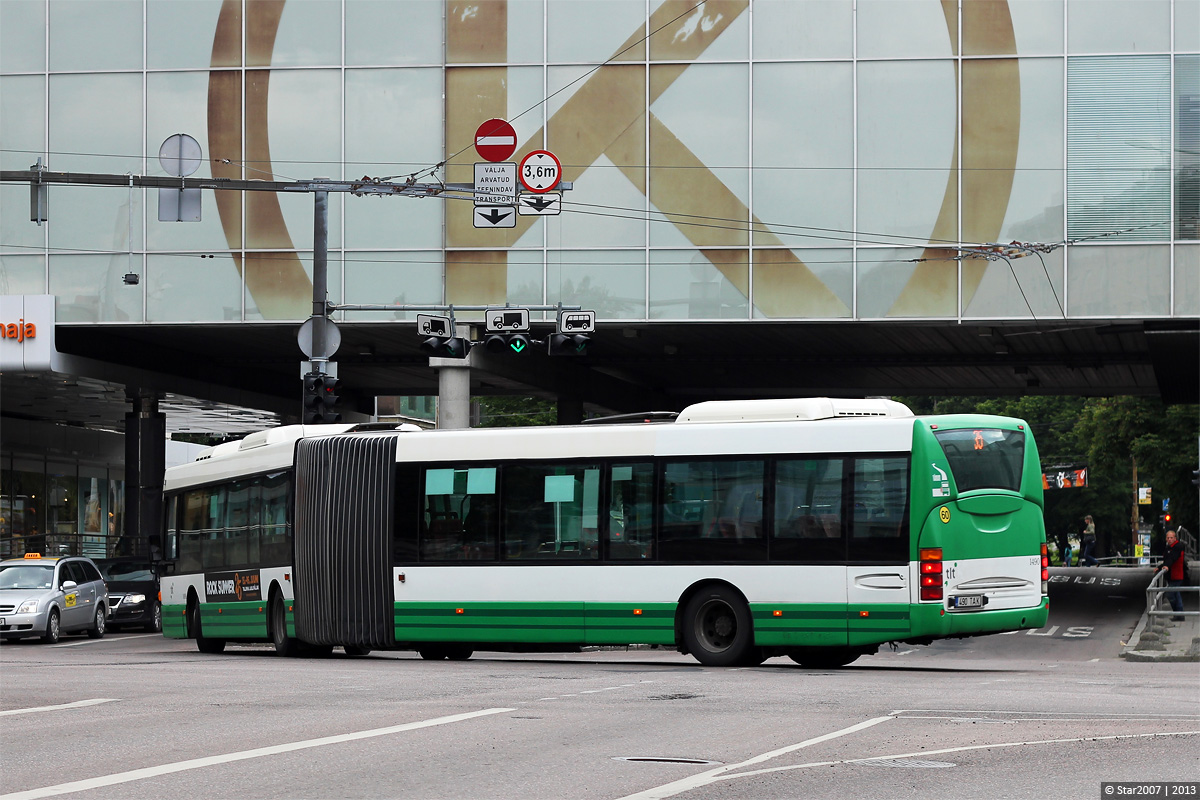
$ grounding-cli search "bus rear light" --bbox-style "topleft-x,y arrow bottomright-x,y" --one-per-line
1041,543 -> 1049,593
920,548 -> 943,602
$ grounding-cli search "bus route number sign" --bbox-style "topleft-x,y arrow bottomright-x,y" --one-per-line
519,150 -> 561,193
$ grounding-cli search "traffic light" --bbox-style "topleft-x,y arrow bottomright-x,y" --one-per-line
483,333 -> 531,355
1165,512 -> 1173,526
302,372 -> 341,424
419,334 -> 471,359
1193,469 -> 1200,487
547,332 -> 589,356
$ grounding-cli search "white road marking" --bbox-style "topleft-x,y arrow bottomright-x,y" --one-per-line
0,707 -> 515,800
717,730 -> 1200,782
0,699 -> 117,717
615,715 -> 893,800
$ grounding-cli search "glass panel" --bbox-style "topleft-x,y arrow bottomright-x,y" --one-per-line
49,254 -> 143,323
245,253 -> 340,321
857,0 -> 957,58
962,247 -> 1066,319
1,0 -> 45,72
966,0 -> 1063,57
1067,244 -> 1170,316
1177,56 -> 1199,241
506,0 -> 545,63
346,0 -> 443,65
46,466 -> 77,556
269,0 -> 341,67
850,457 -> 908,563
506,252 -> 546,319
650,63 -> 749,246
648,0 -> 748,61
107,475 -> 124,558
502,464 -> 600,560
264,69 -> 342,237
148,0 -> 228,69
855,247 -> 955,318
773,458 -> 844,563
1179,0 -> 1200,52
546,64 -> 646,248
345,68 -> 443,249
547,250 -> 646,320
1,75 -> 45,175
752,249 -> 853,319
48,0 -> 141,71
548,0 -> 644,63
659,460 -> 766,562
1176,246 -> 1199,316
753,0 -> 852,59
147,254 -> 243,322
80,476 -> 105,558
608,463 -> 654,560
1067,56 -> 1171,243
753,62 -> 853,249
6,467 -> 45,556
964,58 -> 1064,244
1067,0 -> 1170,54
49,73 -> 141,173
0,255 -> 47,295
934,429 -> 1025,492
421,467 -> 498,561
649,250 -> 748,319
343,252 -> 443,321
146,71 -> 233,252
857,60 -> 958,243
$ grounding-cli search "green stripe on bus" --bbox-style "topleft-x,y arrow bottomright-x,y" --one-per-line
199,602 -> 268,639
163,604 -> 187,638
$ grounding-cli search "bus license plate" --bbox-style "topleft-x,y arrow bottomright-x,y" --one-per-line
951,595 -> 985,609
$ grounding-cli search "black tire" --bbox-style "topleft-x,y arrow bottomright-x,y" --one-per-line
787,648 -> 861,669
188,598 -> 226,654
303,644 -> 334,658
41,609 -> 61,644
445,645 -> 473,661
86,605 -> 106,639
343,645 -> 372,656
682,586 -> 754,667
270,594 -> 299,657
144,602 -> 162,633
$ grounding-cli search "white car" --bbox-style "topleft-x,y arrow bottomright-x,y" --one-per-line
0,554 -> 108,643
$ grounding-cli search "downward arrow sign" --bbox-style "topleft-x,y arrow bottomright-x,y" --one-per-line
524,197 -> 554,212
509,339 -> 526,353
480,208 -> 513,225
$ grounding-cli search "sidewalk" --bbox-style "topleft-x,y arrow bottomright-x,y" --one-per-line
1120,562 -> 1199,662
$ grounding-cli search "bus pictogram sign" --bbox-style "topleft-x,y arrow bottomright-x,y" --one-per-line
519,150 -> 562,193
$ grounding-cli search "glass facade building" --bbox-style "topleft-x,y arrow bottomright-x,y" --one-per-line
1,0 -> 1196,326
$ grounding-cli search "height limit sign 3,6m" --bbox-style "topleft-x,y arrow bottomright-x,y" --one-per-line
519,150 -> 561,193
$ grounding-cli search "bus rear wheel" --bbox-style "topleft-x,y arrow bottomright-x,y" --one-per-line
188,599 -> 226,654
682,586 -> 754,667
788,648 -> 861,669
270,595 -> 299,657
344,645 -> 371,657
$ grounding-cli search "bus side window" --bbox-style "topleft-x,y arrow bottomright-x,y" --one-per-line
849,457 -> 909,563
772,458 -> 844,562
608,463 -> 654,560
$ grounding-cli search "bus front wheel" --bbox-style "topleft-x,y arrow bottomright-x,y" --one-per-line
682,586 -> 754,667
188,601 -> 225,654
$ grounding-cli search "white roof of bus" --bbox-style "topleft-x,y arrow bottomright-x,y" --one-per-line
163,399 -> 918,491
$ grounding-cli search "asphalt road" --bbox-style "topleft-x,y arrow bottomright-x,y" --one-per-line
1,568 -> 1196,800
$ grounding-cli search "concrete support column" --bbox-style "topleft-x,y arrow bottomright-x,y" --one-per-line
123,389 -> 165,559
432,324 -> 473,429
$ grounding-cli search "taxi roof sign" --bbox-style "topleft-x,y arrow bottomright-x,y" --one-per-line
24,552 -> 43,559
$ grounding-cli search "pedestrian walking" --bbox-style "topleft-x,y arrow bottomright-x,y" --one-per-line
1080,515 -> 1099,566
1156,528 -> 1187,621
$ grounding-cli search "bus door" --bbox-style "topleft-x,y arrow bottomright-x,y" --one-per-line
845,457 -> 911,646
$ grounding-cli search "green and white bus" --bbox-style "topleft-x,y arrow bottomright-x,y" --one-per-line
160,397 -> 1049,667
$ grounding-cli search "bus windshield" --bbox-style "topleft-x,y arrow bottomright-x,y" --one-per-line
933,428 -> 1025,492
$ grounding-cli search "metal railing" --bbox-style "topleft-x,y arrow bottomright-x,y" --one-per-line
1146,567 -> 1199,619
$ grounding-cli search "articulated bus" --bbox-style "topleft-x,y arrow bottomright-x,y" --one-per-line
160,397 -> 1049,667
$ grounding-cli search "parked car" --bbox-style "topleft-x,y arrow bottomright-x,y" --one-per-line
95,558 -> 161,633
0,554 -> 108,643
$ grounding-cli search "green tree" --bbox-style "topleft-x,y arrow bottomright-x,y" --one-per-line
475,396 -> 556,427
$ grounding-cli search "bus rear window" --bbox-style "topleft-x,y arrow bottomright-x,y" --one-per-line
933,428 -> 1025,492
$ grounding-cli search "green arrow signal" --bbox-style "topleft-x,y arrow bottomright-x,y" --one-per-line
510,339 -> 526,353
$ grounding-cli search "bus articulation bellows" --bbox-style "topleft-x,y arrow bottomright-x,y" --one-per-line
159,397 -> 1049,667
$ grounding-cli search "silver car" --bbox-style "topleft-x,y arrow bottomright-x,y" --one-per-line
0,555 -> 109,643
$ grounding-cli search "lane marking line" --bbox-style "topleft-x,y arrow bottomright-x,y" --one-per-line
719,729 -> 1200,782
0,707 -> 515,800
0,699 -> 118,717
615,715 -> 893,800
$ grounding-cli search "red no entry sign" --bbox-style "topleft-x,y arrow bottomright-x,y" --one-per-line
474,119 -> 517,162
